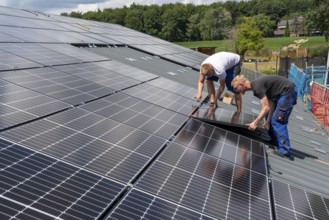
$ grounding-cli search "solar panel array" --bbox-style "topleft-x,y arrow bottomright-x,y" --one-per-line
271,178 -> 329,220
0,5 -> 328,220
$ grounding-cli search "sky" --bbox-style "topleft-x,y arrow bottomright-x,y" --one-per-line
0,0 -> 226,15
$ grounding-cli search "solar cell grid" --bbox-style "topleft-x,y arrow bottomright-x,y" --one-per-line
122,83 -> 199,116
0,106 -> 168,183
93,60 -> 158,82
272,179 -> 329,220
135,139 -> 271,219
0,140 -> 126,220
54,63 -> 140,91
0,43 -> 81,66
0,67 -> 116,105
80,92 -> 188,139
146,77 -> 202,99
82,33 -> 122,44
107,189 -> 217,220
39,43 -> 109,62
0,26 -> 60,43
0,50 -> 41,70
0,79 -> 69,130
173,119 -> 267,174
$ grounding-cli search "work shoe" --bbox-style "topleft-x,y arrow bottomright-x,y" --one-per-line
273,147 -> 293,159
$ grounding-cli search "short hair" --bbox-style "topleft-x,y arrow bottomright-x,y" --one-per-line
200,63 -> 212,75
231,75 -> 247,87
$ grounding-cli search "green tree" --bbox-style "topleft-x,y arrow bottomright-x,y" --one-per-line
143,5 -> 162,37
102,8 -> 126,25
186,13 -> 201,41
234,17 -> 264,57
199,7 -> 232,40
160,4 -> 188,41
124,4 -> 145,32
253,14 -> 276,37
306,0 -> 329,43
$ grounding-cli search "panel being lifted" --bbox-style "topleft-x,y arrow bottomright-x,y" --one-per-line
192,105 -> 258,128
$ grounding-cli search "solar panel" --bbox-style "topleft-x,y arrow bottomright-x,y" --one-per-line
146,77 -> 202,100
0,26 -> 61,43
192,106 -> 259,128
0,106 -> 168,183
0,43 -> 81,66
53,63 -> 141,91
0,79 -> 69,130
0,31 -> 22,42
122,83 -> 199,116
93,60 -> 158,82
81,33 -> 122,45
0,138 -> 126,219
135,119 -> 271,219
0,50 -> 42,71
107,189 -> 216,219
271,178 -> 329,220
0,6 -> 40,18
0,68 -> 115,105
80,92 -> 188,139
38,44 -> 109,62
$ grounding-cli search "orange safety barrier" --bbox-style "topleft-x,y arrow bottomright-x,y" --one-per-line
311,83 -> 329,132
311,83 -> 329,104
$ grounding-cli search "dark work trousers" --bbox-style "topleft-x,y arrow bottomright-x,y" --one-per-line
268,86 -> 298,154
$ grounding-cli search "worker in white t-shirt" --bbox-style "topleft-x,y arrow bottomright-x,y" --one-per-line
195,52 -> 242,112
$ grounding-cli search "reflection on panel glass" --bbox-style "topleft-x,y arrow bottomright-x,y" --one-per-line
146,77 -> 205,100
272,179 -> 329,220
173,119 -> 266,173
192,106 -> 259,128
136,126 -> 271,219
93,60 -> 158,82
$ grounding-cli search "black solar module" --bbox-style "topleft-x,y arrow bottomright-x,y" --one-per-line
38,44 -> 109,62
135,119 -> 272,219
192,106 -> 258,128
0,79 -> 70,130
0,68 -> 112,106
272,179 -> 329,220
146,77 -> 201,100
0,138 -> 126,220
122,83 -> 199,116
0,106 -> 169,183
0,50 -> 42,71
0,43 -> 81,66
80,92 -> 188,139
107,189 -> 216,220
93,60 -> 158,82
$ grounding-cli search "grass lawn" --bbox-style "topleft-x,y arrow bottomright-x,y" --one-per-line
175,36 -> 328,74
175,36 -> 328,52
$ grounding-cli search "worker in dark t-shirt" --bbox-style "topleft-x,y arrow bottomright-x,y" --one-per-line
231,75 -> 297,157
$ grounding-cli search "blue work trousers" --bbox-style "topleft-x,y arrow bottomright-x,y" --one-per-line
268,86 -> 297,153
